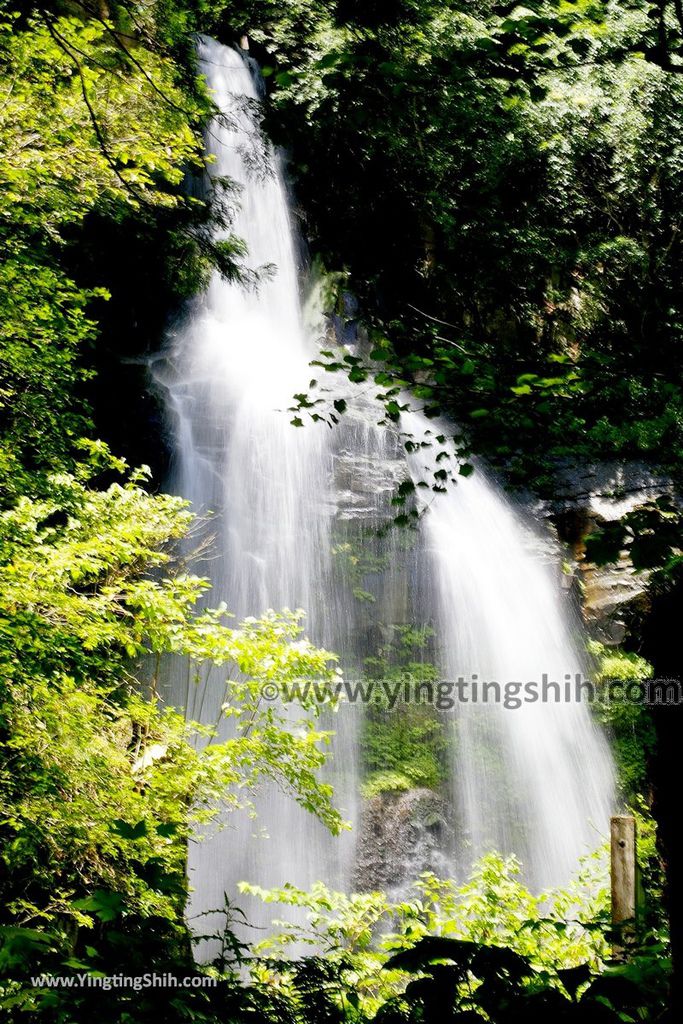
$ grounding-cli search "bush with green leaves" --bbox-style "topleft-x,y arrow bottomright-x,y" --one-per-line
240,848 -> 670,1021
242,851 -> 611,1004
0,451 -> 345,1015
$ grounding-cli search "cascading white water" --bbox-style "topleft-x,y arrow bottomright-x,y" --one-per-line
155,37 -> 615,946
157,39 -> 358,950
405,413 -> 615,888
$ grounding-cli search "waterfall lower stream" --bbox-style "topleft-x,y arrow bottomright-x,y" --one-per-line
404,415 -> 615,888
156,38 -> 615,948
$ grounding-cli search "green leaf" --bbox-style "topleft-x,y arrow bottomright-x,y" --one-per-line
72,891 -> 125,923
111,819 -> 148,840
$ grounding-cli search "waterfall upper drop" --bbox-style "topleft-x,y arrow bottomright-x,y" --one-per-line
157,38 -> 358,946
156,37 -> 614,939
166,41 -> 332,626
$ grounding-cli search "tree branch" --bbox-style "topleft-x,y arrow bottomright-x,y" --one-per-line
74,0 -> 195,117
39,11 -> 147,204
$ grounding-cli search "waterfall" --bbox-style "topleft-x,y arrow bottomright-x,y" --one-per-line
404,414 -> 615,888
156,39 -> 358,951
155,38 -> 614,947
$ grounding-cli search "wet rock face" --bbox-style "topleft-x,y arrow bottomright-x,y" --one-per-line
579,559 -> 650,644
333,421 -> 407,521
551,462 -> 673,518
353,788 -> 453,894
542,462 -> 676,644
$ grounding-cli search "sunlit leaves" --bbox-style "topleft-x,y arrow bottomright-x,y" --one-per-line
0,12 -> 208,231
242,849 -> 614,1014
0,457 -> 345,941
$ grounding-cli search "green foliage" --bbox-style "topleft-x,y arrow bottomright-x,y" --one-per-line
361,769 -> 413,797
0,9 -> 203,228
256,0 -> 683,495
588,640 -> 657,798
360,625 -> 446,794
376,929 -> 671,1024
589,641 -> 654,687
242,850 -> 616,1011
0,1 -> 244,496
631,797 -> 667,929
362,715 -> 445,794
0,453 -> 346,1014
332,539 -> 391,604
0,248 -> 99,500
3,846 -> 670,1022
585,645 -> 665,927
239,848 -> 670,1022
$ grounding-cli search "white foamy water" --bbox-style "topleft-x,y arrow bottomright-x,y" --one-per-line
155,37 -> 614,951
156,39 -> 357,953
405,412 -> 614,887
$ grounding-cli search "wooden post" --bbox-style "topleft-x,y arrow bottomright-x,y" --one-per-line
611,815 -> 637,952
